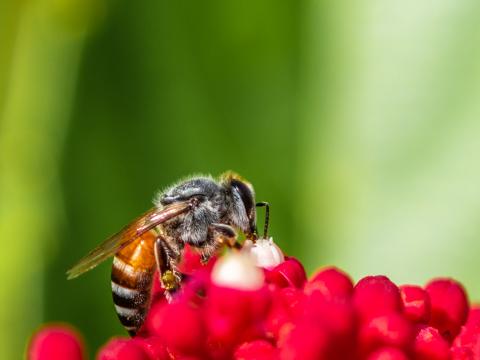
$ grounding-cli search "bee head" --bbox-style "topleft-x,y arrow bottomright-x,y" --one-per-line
155,172 -> 257,244
221,172 -> 256,238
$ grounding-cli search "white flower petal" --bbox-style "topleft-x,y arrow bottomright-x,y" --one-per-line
243,237 -> 285,270
211,252 -> 264,290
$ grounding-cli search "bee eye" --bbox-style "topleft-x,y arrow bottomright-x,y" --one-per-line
231,179 -> 255,222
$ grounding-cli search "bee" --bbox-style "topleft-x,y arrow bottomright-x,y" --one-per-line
67,172 -> 261,336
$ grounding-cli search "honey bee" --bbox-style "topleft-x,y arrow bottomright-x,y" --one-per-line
67,172 -> 261,336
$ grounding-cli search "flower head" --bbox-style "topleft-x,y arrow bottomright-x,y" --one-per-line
28,237 -> 480,359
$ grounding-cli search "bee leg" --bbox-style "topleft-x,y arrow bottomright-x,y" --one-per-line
201,223 -> 239,263
154,237 -> 180,297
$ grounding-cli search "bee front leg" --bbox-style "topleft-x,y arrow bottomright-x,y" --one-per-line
201,223 -> 240,263
154,237 -> 181,298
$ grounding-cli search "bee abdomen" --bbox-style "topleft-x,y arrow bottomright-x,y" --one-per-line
111,256 -> 154,336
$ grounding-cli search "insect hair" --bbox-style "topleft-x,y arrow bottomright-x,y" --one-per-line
152,173 -> 215,206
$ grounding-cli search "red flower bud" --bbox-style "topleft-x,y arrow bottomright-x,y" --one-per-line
451,306 -> 480,358
28,325 -> 85,360
358,314 -> 414,355
141,296 -> 168,337
465,306 -> 480,330
97,338 -> 151,360
302,278 -> 357,360
265,257 -> 307,289
305,266 -> 353,300
413,326 -> 450,360
138,337 -> 169,360
367,347 -> 409,360
265,287 -> 304,339
303,293 -> 356,350
234,340 -> 278,360
353,276 -> 403,321
150,271 -> 165,303
178,244 -> 217,275
279,320 -> 330,360
147,300 -> 206,356
452,324 -> 480,358
450,346 -> 474,360
426,278 -> 469,340
400,285 -> 431,323
206,285 -> 271,350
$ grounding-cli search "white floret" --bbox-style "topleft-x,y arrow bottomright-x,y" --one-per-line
243,237 -> 285,270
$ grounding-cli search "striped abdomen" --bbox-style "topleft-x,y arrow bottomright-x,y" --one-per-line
111,230 -> 157,336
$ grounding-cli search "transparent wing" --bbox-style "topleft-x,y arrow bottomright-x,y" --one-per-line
66,201 -> 190,279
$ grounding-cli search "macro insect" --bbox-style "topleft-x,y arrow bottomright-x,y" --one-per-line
67,172 -> 267,336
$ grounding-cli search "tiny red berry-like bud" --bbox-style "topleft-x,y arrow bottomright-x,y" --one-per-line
413,326 -> 450,360
358,314 -> 414,355
450,346 -> 474,360
28,325 -> 85,360
265,257 -> 307,289
97,338 -> 151,360
138,337 -> 169,360
279,320 -> 329,360
177,244 -> 206,275
452,324 -> 480,353
234,340 -> 278,360
304,293 -> 356,339
400,285 -> 431,323
353,276 -> 403,321
141,296 -> 168,337
367,347 -> 409,360
465,306 -> 480,330
148,301 -> 205,356
265,287 -> 304,339
206,285 -> 271,351
304,295 -> 357,359
426,278 -> 469,340
304,266 -> 353,299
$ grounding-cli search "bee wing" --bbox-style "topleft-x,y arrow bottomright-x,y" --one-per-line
66,201 -> 191,279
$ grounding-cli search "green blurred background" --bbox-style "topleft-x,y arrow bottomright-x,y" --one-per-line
2,0 -> 480,358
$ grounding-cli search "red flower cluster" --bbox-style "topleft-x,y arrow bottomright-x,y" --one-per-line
28,241 -> 480,359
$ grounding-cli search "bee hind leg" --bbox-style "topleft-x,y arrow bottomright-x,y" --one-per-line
154,237 -> 181,300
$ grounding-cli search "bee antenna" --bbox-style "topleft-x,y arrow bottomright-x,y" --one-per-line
255,202 -> 270,239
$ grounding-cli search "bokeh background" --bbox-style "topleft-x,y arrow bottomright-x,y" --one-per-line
2,0 -> 480,358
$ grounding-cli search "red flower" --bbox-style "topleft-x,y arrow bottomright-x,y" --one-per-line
27,237 -> 480,359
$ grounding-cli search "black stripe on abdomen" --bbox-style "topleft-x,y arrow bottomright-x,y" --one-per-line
111,257 -> 154,336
